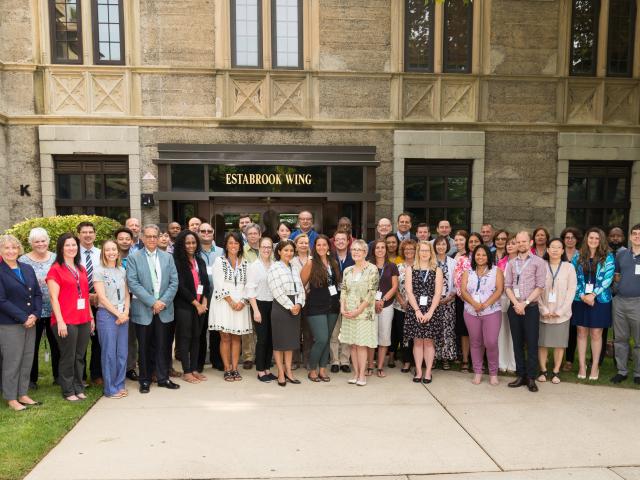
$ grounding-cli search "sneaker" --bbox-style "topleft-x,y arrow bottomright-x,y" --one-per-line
610,374 -> 628,384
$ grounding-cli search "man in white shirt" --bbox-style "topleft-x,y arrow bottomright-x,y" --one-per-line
77,221 -> 103,385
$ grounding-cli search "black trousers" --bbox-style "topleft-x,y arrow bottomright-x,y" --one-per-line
83,306 -> 102,380
30,316 -> 60,384
508,303 -> 540,379
253,300 -> 273,372
391,309 -> 413,364
136,316 -> 171,385
175,307 -> 204,374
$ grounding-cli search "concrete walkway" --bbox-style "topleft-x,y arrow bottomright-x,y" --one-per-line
26,368 -> 640,480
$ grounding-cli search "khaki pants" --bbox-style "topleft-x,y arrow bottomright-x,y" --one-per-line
329,314 -> 350,366
241,330 -> 255,362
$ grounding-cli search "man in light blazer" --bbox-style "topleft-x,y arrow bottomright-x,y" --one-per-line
126,224 -> 180,393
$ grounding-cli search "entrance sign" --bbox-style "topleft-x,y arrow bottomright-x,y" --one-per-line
210,165 -> 326,193
225,172 -> 313,186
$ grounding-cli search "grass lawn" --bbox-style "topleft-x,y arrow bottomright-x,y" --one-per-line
0,350 -> 101,480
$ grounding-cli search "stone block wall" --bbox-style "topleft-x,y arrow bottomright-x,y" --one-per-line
0,3 -> 34,63
5,126 -> 42,225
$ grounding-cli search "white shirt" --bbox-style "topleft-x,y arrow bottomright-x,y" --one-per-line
80,245 -> 101,270
145,248 -> 162,297
246,259 -> 274,302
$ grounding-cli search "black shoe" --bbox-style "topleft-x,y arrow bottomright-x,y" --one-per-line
610,374 -> 628,384
139,383 -> 150,394
634,377 -> 640,385
157,380 -> 180,390
285,375 -> 301,384
257,374 -> 272,383
266,373 -> 278,381
527,379 -> 538,392
508,376 -> 527,388
340,365 -> 351,373
422,376 -> 432,384
331,365 -> 339,373
243,360 -> 254,370
278,378 -> 286,387
126,370 -> 138,381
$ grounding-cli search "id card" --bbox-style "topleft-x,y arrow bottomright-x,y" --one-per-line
548,292 -> 557,303
328,285 -> 338,296
197,284 -> 204,295
117,303 -> 125,313
635,265 -> 640,275
375,291 -> 383,301
585,283 -> 594,294
77,298 -> 86,310
419,295 -> 428,306
206,266 -> 213,276
513,287 -> 521,299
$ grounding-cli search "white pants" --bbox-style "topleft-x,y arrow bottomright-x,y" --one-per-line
377,305 -> 395,347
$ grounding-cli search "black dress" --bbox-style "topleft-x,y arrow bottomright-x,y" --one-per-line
403,269 -> 444,345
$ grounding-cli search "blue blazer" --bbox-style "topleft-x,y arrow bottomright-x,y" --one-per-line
126,248 -> 178,325
0,261 -> 42,325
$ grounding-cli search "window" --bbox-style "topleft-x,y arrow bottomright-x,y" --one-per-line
607,0 -> 636,76
55,156 -> 129,224
404,160 -> 471,231
405,0 -> 435,71
443,0 -> 473,73
271,0 -> 303,69
567,162 -> 631,233
570,0 -> 600,76
92,0 -> 125,65
49,0 -> 83,64
231,0 -> 263,68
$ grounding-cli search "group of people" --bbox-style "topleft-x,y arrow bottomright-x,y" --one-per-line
1,210 -> 639,410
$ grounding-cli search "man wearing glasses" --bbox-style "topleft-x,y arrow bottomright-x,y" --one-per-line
290,211 -> 319,249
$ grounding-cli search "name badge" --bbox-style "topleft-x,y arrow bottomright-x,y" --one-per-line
513,287 -> 521,299
585,283 -> 594,294
77,298 -> 86,310
419,295 -> 428,306
548,292 -> 557,303
197,285 -> 204,295
44,351 -> 50,363
206,266 -> 213,276
473,293 -> 482,303
375,291 -> 383,301
635,265 -> 640,275
117,303 -> 125,313
328,285 -> 338,296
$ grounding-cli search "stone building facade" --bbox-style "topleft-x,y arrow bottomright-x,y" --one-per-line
0,0 -> 639,239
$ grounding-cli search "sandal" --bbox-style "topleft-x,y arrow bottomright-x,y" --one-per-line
442,361 -> 451,370
562,361 -> 573,372
387,360 -> 396,368
232,370 -> 243,381
318,375 -> 330,382
376,368 -> 386,378
223,371 -> 235,382
460,363 -> 469,373
365,367 -> 374,377
551,371 -> 561,384
183,373 -> 200,384
307,372 -> 321,383
537,371 -> 548,383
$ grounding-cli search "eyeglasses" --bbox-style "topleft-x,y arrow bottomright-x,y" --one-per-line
199,229 -> 214,234
351,247 -> 365,252
496,237 -> 508,241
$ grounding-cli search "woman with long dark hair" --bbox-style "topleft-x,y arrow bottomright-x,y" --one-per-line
300,234 -> 342,382
532,226 -> 550,258
46,233 -> 93,401
174,230 -> 210,384
571,227 -> 614,381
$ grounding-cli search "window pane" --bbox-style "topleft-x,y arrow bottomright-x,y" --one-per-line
448,177 -> 468,200
607,0 -> 635,76
106,206 -> 129,224
567,208 -> 587,230
447,208 -> 468,231
405,0 -> 434,71
606,208 -> 626,228
443,0 -> 473,73
94,0 -> 122,63
52,0 -> 82,62
405,177 -> 426,201
56,174 -> 82,199
406,208 -> 426,224
587,208 -> 605,228
570,0 -> 600,75
428,177 -> 445,201
588,177 -> 604,202
606,177 -> 626,202
85,174 -> 103,199
105,174 -> 128,199
568,176 -> 587,201
234,0 -> 261,67
331,166 -> 363,193
427,208 -> 445,228
273,0 -> 300,68
172,165 -> 205,191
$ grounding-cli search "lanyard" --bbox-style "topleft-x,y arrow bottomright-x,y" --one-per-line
327,263 -> 334,286
146,251 -> 159,277
230,258 -> 240,287
105,268 -> 122,302
515,257 -> 531,285
378,264 -> 386,280
65,264 -> 82,297
288,264 -> 298,293
421,269 -> 429,285
587,258 -> 594,283
548,262 -> 561,290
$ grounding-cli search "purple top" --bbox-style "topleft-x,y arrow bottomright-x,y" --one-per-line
504,252 -> 546,302
376,262 -> 399,308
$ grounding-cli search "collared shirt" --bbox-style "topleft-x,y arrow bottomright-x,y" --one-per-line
243,244 -> 259,263
335,251 -> 355,273
130,239 -> 144,253
396,231 -> 412,243
430,236 -> 457,256
267,261 -> 306,309
290,228 -> 319,249
80,245 -> 101,271
615,248 -> 640,298
246,259 -> 274,302
145,248 -> 162,299
504,252 -> 546,301
199,244 -> 223,291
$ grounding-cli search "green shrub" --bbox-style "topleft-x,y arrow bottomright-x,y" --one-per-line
5,215 -> 122,252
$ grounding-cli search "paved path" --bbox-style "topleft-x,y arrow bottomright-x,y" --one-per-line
26,368 -> 640,480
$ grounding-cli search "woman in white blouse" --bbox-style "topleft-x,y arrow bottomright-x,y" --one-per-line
208,232 -> 251,382
247,236 -> 276,383
268,240 -> 306,386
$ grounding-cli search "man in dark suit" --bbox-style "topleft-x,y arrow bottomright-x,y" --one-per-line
126,225 -> 180,393
394,212 -> 417,243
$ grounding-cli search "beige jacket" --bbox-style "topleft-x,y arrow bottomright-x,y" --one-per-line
539,261 -> 577,324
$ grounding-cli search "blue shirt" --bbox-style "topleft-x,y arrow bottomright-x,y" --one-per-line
290,229 -> 319,249
615,248 -> 640,298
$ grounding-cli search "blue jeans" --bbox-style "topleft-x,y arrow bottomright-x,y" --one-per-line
307,313 -> 339,370
96,308 -> 128,396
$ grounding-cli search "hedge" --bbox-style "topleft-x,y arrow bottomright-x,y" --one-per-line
5,215 -> 122,252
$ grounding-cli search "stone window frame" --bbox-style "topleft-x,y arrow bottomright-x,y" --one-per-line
48,0 -> 84,65
270,0 -> 304,70
555,133 -> 640,236
91,0 -> 126,66
566,0 -> 640,78
230,0 -> 264,68
442,0 -> 474,74
606,0 -> 637,77
393,130 -> 485,233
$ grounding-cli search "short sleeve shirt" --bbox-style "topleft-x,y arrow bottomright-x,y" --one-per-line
377,262 -> 399,308
46,263 -> 91,326
93,266 -> 127,308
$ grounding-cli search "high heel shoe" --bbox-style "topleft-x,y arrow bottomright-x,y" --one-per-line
285,375 -> 301,384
